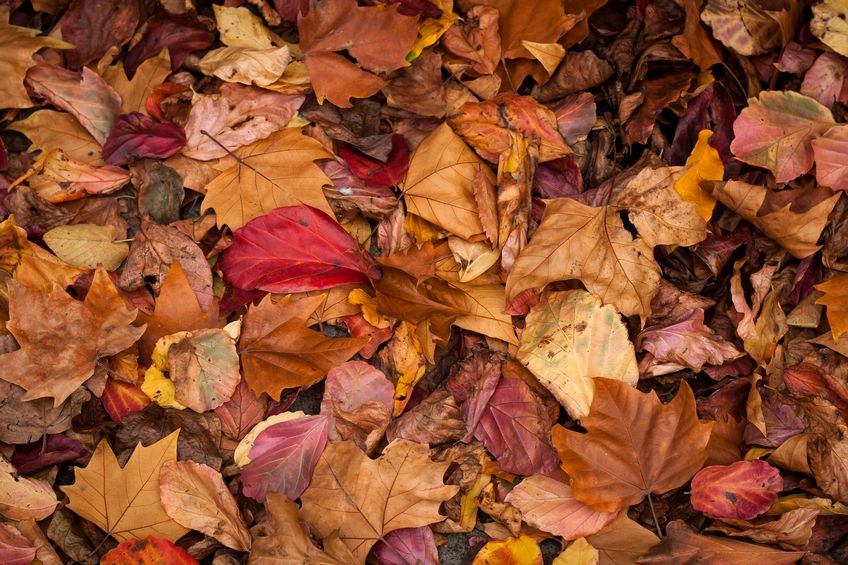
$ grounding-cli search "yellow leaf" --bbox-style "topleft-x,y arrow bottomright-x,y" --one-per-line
407,0 -> 458,62
388,321 -> 427,416
674,129 -> 723,222
43,224 -> 129,271
213,4 -> 281,49
199,45 -> 291,87
811,0 -> 848,58
553,538 -> 599,565
62,430 -> 189,543
102,49 -> 171,115
141,365 -> 185,410
404,213 -> 443,243
0,17 -> 72,108
472,535 -> 544,565
348,288 -> 394,329
521,41 -> 566,76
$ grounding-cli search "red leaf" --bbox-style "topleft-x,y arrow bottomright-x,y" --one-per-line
102,113 -> 186,165
474,377 -> 558,476
123,10 -> 215,77
219,205 -> 380,293
691,460 -> 783,520
101,378 -> 151,422
215,378 -> 268,441
12,434 -> 88,474
59,0 -> 140,69
101,537 -> 198,565
384,0 -> 442,18
340,134 -> 410,187
241,415 -> 329,501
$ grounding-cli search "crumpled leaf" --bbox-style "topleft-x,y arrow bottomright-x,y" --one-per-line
300,439 -> 459,563
472,534 -> 543,565
100,537 -> 198,565
474,377 -> 558,476
705,508 -> 818,550
0,19 -> 72,108
517,290 -> 638,419
220,205 -> 378,293
730,91 -> 835,183
816,273 -> 848,341
298,0 -> 418,107
199,45 -> 291,87
811,0 -> 848,58
201,128 -> 333,230
159,460 -> 251,551
239,294 -> 365,400
387,389 -> 467,445
43,223 -> 129,271
240,414 -> 329,501
62,431 -> 189,543
505,475 -> 617,540
101,112 -> 186,165
553,378 -> 714,512
0,266 -> 145,405
691,460 -> 783,520
441,5 -> 501,75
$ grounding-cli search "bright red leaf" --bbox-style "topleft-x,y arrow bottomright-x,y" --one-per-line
101,537 -> 198,565
691,460 -> 783,520
340,134 -> 410,187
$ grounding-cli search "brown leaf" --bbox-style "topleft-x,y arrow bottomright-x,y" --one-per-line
0,267 -> 145,405
383,49 -> 447,118
300,439 -> 459,563
586,514 -> 660,565
387,389 -> 467,445
239,294 -> 365,400
700,0 -> 781,56
705,508 -> 819,550
0,19 -> 71,108
552,379 -> 714,512
442,6 -> 501,75
0,381 -> 89,444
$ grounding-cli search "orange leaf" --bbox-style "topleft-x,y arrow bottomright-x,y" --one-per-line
101,537 -> 198,565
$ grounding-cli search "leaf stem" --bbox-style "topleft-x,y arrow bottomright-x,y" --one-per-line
646,491 -> 663,538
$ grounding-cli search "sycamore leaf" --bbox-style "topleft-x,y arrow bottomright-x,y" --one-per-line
101,537 -> 198,565
7,109 -> 103,165
472,535 -> 543,565
554,538 -> 599,565
706,181 -> 840,259
0,19 -> 72,108
0,266 -> 145,405
517,290 -> 638,419
505,198 -> 660,318
249,493 -> 354,564
816,273 -> 848,341
201,128 -> 333,230
553,379 -> 714,512
812,124 -> 848,191
62,431 -> 189,543
638,520 -> 804,564
730,91 -> 834,183
240,415 -> 329,501
0,458 -> 58,521
586,514 -> 660,564
43,223 -> 128,270
239,294 -> 365,400
505,475 -> 617,540
300,440 -> 459,564
691,460 -> 783,520
811,0 -> 848,58
298,0 -> 418,107
159,460 -> 251,551
400,123 -> 494,240
219,205 -> 378,293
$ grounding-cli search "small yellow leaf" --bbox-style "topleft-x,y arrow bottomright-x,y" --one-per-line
553,538 -> 599,565
141,366 -> 185,410
407,0 -> 458,62
521,40 -> 566,76
213,4 -> 281,49
472,534 -> 544,565
674,129 -> 724,222
388,321 -> 427,416
43,224 -> 129,271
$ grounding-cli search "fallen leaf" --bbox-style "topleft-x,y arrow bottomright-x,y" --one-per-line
12,434 -> 88,474
691,460 -> 783,520
62,431 -> 189,543
122,10 -> 215,77
220,205 -> 378,293
0,523 -> 37,565
0,457 -> 59,521
201,128 -> 333,229
0,266 -> 145,405
101,112 -> 186,165
13,149 -> 130,203
505,475 -> 617,540
100,537 -> 198,565
387,389 -> 467,445
0,381 -> 89,444
7,110 -> 104,165
441,5 -> 501,75
58,0 -> 139,69
517,290 -> 638,419
811,0 -> 848,58
102,50 -> 172,115
42,223 -> 129,271
166,329 -> 240,412
706,508 -> 818,550
674,129 -> 723,222
214,377 -> 268,441
239,294 -> 365,399
159,460 -> 251,551
812,124 -> 848,191
553,379 -> 714,512
816,273 -> 848,342
0,19 -> 72,108
373,526 -> 440,565
472,534 -> 543,565
554,538 -> 599,565
300,440 -> 459,563
585,514 -> 660,565
700,0 -> 781,56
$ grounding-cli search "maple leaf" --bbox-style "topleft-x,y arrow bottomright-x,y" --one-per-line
0,18 -> 71,108
238,294 -> 366,400
0,266 -> 145,405
517,290 -> 638,419
300,440 -> 459,563
200,128 -> 333,230
552,378 -> 714,512
298,0 -> 419,107
7,109 -> 104,165
62,431 -> 189,543
159,460 -> 251,551
816,273 -> 848,340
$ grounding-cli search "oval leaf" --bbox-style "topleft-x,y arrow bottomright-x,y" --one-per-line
43,224 -> 129,271
691,460 -> 783,520
101,537 -> 198,565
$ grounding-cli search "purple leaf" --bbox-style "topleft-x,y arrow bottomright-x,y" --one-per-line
372,526 -> 439,565
124,10 -> 215,77
241,415 -> 329,502
12,434 -> 89,474
102,112 -> 186,165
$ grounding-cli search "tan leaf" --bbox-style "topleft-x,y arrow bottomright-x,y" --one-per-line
239,294 -> 365,400
453,282 -> 518,345
0,18 -> 71,108
213,4 -> 281,49
586,514 -> 660,565
0,457 -> 58,521
62,431 -> 189,543
167,328 -> 240,412
0,216 -> 84,292
7,110 -> 104,165
300,440 -> 459,563
199,46 -> 291,87
518,290 -> 638,419
706,180 -> 840,259
43,224 -> 129,271
811,0 -> 848,58
102,49 -> 171,114
401,123 -> 493,240
12,149 -> 130,203
201,128 -> 333,229
700,0 -> 781,56
553,379 -> 714,512
705,508 -> 818,550
159,460 -> 251,551
554,538 -> 599,565
505,198 -> 660,318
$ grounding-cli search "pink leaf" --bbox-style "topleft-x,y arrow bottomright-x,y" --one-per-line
691,460 -> 783,520
320,361 -> 394,443
812,125 -> 848,191
0,524 -> 36,565
219,205 -> 380,293
505,475 -> 617,540
102,113 -> 186,165
445,351 -> 501,442
241,414 -> 329,501
800,52 -> 848,108
474,377 -> 558,476
215,378 -> 268,441
372,526 -> 439,565
340,134 -> 410,187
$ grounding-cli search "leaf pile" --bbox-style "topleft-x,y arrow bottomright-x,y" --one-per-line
0,0 -> 847,563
